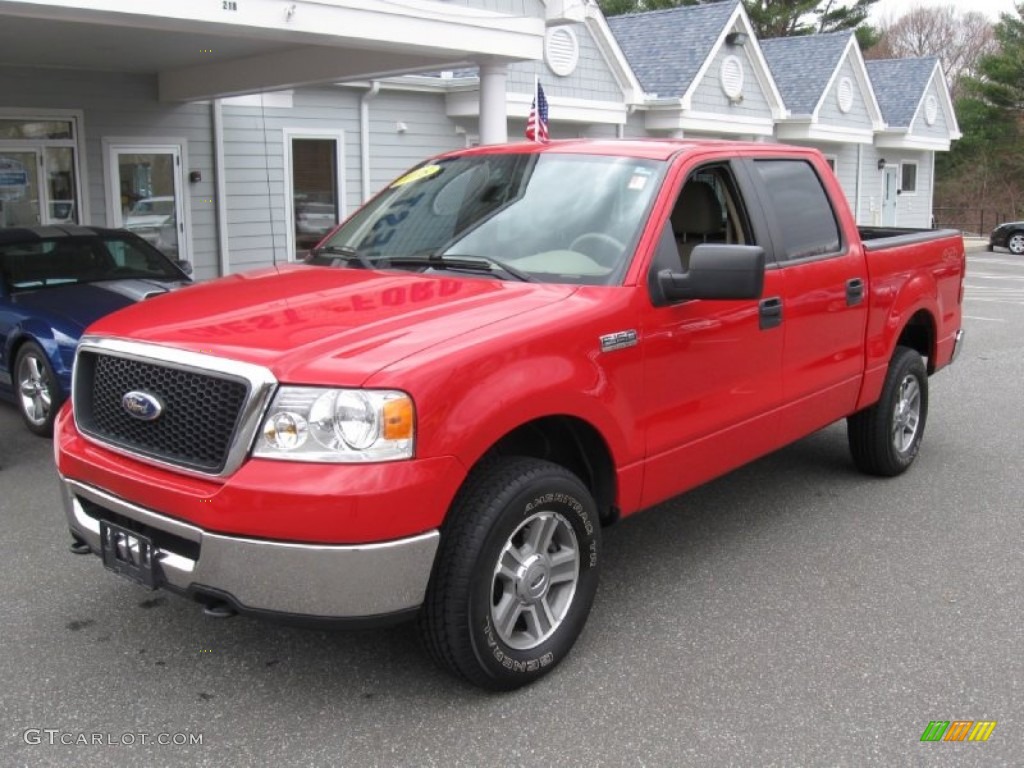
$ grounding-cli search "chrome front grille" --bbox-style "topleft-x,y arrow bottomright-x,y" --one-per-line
72,338 -> 278,477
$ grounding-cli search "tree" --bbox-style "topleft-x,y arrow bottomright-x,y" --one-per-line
598,1 -> 880,42
867,5 -> 997,101
936,4 -> 1024,228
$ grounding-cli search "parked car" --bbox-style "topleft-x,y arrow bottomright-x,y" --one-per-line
988,220 -> 1024,255
57,140 -> 964,690
0,226 -> 192,435
124,196 -> 178,257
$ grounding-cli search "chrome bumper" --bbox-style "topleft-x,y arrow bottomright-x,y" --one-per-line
60,477 -> 439,620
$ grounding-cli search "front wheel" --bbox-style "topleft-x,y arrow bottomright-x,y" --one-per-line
418,457 -> 600,690
15,342 -> 62,437
847,346 -> 928,476
1007,231 -> 1024,256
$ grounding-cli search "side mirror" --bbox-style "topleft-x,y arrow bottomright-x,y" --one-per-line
657,244 -> 765,302
175,259 -> 194,276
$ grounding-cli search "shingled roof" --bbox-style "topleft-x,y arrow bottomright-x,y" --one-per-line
760,31 -> 852,115
606,0 -> 739,99
865,57 -> 938,128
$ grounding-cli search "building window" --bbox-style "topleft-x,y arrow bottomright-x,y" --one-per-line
0,112 -> 83,228
901,162 -> 918,195
824,155 -> 838,173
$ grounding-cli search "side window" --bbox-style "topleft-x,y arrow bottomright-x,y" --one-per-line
901,162 -> 917,194
667,165 -> 751,270
753,159 -> 841,261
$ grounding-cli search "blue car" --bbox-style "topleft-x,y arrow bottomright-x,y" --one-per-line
0,226 -> 192,435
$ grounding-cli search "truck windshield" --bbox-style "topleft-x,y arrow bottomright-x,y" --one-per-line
310,152 -> 665,285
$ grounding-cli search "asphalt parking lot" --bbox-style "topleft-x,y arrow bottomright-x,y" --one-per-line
1,246 -> 1021,767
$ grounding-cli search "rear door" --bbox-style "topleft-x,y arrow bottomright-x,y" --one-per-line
744,156 -> 868,442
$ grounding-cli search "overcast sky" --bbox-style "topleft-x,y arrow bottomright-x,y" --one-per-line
869,0 -> 1019,23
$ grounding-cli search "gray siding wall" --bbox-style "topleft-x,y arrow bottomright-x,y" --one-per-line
856,145 -> 933,228
689,44 -> 773,119
818,56 -> 873,129
508,23 -> 622,101
0,65 -> 218,279
909,78 -> 951,140
221,86 -> 463,271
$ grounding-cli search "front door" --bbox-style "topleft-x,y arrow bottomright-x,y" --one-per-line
639,162 -> 784,509
882,165 -> 898,226
106,143 -> 189,263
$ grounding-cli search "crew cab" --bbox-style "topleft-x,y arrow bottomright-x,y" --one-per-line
54,140 -> 965,690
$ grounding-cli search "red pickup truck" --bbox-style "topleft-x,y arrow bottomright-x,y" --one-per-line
55,139 -> 964,690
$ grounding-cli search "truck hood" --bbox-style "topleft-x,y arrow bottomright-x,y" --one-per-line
87,265 -> 578,384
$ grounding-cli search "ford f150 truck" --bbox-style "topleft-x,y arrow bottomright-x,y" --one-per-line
55,140 -> 965,690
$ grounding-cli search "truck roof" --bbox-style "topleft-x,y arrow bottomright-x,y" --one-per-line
441,138 -> 805,162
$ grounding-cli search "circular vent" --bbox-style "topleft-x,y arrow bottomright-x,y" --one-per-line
545,27 -> 579,78
720,55 -> 744,100
925,94 -> 938,125
837,77 -> 854,113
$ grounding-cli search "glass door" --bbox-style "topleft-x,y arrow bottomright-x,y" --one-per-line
0,150 -> 42,227
107,144 -> 188,263
285,131 -> 344,259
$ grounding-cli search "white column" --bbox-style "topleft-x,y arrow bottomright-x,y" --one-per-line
478,61 -> 509,145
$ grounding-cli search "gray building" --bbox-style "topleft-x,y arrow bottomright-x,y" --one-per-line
0,0 -> 961,280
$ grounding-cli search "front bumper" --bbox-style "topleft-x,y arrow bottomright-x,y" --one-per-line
61,476 -> 439,621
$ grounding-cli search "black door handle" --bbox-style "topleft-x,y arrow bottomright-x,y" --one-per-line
846,277 -> 865,306
759,296 -> 782,330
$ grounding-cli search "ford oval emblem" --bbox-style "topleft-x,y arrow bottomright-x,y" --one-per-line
121,391 -> 164,421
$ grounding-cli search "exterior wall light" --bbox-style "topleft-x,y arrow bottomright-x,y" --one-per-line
877,158 -> 887,170
725,32 -> 748,46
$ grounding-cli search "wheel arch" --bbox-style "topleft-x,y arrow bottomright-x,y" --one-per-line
467,415 -> 620,527
894,308 -> 937,373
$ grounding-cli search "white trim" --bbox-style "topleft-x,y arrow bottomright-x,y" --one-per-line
221,91 -> 294,109
446,89 -> 627,125
775,119 -> 875,144
212,99 -> 230,277
875,130 -> 952,151
282,127 -> 346,262
102,138 -> 192,264
646,106 -> 775,136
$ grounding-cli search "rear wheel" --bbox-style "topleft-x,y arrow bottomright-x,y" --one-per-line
15,342 -> 62,437
418,457 -> 600,690
847,346 -> 928,476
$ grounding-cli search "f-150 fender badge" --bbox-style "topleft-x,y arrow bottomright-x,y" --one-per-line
122,391 -> 164,421
600,330 -> 638,352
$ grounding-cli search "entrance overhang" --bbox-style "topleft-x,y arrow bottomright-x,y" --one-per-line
0,0 -> 544,100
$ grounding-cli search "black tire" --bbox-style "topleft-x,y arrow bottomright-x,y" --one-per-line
418,457 -> 600,690
14,342 -> 63,437
847,346 -> 928,477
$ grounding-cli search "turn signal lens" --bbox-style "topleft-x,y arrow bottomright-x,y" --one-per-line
382,396 -> 414,440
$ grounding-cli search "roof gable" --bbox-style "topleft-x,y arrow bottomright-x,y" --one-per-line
607,0 -> 739,98
865,57 -> 938,128
761,31 -> 850,115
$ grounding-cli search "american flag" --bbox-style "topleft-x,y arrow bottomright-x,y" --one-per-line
526,81 -> 549,143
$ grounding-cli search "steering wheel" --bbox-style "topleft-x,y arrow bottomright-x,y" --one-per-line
569,232 -> 625,268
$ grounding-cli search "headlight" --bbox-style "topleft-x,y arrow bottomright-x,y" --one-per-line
254,387 -> 414,462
